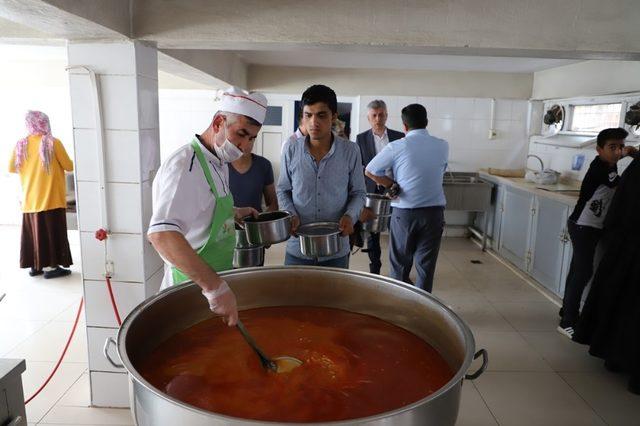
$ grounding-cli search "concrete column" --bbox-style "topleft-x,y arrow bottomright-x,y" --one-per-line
67,40 -> 163,407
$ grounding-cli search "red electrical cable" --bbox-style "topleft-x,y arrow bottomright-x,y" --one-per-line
25,229 -> 124,405
25,298 -> 84,405
105,276 -> 122,326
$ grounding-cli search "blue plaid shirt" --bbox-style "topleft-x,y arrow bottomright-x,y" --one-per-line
277,135 -> 366,260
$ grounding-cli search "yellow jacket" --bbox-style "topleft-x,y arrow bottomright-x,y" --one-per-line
9,135 -> 74,213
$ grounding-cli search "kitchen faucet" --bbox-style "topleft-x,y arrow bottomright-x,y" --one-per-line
526,154 -> 545,171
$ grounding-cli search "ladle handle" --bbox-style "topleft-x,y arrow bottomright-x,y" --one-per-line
236,320 -> 277,371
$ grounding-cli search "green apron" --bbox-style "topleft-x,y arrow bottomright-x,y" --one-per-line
171,139 -> 235,285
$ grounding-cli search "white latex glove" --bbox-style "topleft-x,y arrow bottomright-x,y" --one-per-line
201,281 -> 238,326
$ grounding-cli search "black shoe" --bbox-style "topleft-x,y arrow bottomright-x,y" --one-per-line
44,267 -> 71,279
29,268 -> 43,277
628,377 -> 640,395
604,359 -> 624,373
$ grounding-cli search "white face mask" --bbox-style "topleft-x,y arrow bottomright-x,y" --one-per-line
214,124 -> 244,163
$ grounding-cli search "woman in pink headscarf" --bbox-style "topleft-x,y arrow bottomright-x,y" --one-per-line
9,111 -> 74,278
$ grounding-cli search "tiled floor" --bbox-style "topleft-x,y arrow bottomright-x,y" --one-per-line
1,226 -> 638,425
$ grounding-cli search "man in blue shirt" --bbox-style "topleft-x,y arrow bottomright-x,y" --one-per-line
277,85 -> 366,267
365,104 -> 448,292
229,150 -> 278,213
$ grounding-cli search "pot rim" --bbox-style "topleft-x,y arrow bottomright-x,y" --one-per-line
116,266 -> 476,425
297,222 -> 341,237
365,193 -> 391,201
243,210 -> 292,224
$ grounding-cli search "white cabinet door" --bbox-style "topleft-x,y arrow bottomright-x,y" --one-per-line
498,186 -> 535,271
530,197 -> 569,295
559,209 -> 573,297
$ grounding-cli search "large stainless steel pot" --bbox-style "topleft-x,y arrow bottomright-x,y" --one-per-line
106,267 -> 487,425
242,211 -> 292,245
365,193 -> 392,216
297,222 -> 341,258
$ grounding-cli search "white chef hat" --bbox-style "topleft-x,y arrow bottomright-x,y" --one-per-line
217,86 -> 268,125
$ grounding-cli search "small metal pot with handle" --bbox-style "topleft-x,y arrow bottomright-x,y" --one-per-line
297,222 -> 341,258
241,211 -> 292,246
365,193 -> 392,216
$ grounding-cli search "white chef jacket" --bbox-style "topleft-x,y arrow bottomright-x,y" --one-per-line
148,136 -> 230,289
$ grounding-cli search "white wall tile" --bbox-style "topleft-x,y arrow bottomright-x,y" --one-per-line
134,41 -> 158,80
68,42 -> 136,76
140,128 -> 160,181
80,232 -> 144,281
105,130 -> 141,183
90,371 -> 129,408
75,129 -> 143,184
144,235 -> 164,281
495,99 -> 512,120
429,118 -> 454,142
141,179 -> 153,234
84,280 -> 145,328
452,119 -> 474,149
68,74 -> 96,129
494,120 -> 513,144
473,98 -> 492,120
76,181 -> 101,232
109,233 -> 145,282
435,97 -> 456,119
471,119 -> 491,147
76,182 -> 142,234
137,76 -> 159,130
455,97 -> 475,119
145,266 -> 164,298
87,326 -> 120,372
108,183 -> 143,234
511,100 -> 529,122
395,96 -> 418,111
100,75 -> 139,130
73,128 -> 99,182
417,96 -> 437,116
380,96 -> 400,116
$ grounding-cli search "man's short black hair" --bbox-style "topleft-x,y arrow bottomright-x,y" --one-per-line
597,127 -> 628,148
301,85 -> 337,114
401,104 -> 428,130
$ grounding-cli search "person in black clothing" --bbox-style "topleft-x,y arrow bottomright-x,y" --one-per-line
572,136 -> 640,394
558,128 -> 637,338
355,100 -> 404,274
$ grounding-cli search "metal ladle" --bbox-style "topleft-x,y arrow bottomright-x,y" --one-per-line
236,320 -> 302,373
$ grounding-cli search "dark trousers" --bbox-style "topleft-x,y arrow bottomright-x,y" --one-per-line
284,253 -> 350,268
560,221 -> 602,328
366,232 -> 382,274
389,206 -> 444,293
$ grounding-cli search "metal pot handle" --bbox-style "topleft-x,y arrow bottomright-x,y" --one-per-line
103,337 -> 124,369
465,349 -> 488,380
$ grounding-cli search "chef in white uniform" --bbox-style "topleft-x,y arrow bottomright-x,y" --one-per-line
148,87 -> 268,326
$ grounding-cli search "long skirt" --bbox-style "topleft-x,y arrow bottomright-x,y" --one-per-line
20,208 -> 73,270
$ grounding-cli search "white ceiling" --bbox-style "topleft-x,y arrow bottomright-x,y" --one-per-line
234,50 -> 581,73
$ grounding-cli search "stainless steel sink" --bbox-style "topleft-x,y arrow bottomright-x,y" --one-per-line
443,171 -> 482,184
443,172 -> 493,211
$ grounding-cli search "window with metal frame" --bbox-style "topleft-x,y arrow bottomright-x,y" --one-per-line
569,103 -> 622,133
